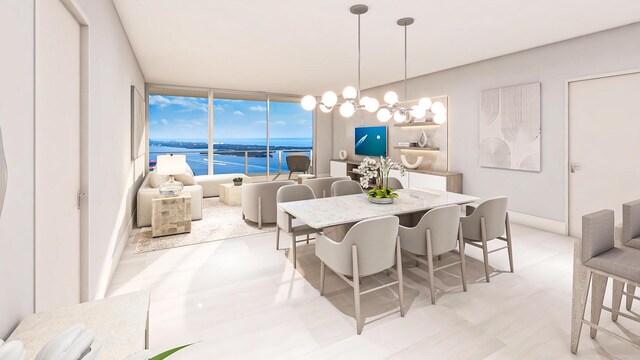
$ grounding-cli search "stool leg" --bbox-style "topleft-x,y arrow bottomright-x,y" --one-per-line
590,273 -> 607,339
627,284 -> 636,311
571,265 -> 591,354
612,279 -> 624,322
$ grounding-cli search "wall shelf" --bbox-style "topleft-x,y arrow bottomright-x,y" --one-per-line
394,121 -> 438,127
394,146 -> 440,151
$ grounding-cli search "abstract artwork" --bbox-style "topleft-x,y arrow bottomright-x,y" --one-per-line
131,86 -> 146,160
479,82 -> 541,172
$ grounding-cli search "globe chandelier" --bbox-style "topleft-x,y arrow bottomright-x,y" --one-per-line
300,5 -> 380,117
376,17 -> 447,124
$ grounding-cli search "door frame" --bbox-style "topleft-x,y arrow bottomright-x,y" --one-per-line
564,68 -> 640,236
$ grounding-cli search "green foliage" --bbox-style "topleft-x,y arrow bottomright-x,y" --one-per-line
366,186 -> 398,200
150,344 -> 194,360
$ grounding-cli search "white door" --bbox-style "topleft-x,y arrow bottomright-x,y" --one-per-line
35,0 -> 81,311
568,71 -> 640,238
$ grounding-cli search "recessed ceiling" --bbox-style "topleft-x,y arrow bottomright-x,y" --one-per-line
113,0 -> 640,95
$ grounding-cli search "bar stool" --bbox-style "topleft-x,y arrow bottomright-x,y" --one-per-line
570,209 -> 640,354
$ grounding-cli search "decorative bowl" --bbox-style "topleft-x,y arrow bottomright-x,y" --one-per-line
368,197 -> 394,204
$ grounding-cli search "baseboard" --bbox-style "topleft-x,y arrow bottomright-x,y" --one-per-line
93,210 -> 136,300
508,211 -> 566,235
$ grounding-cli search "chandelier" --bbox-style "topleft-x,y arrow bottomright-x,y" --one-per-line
300,5 -> 380,117
376,18 -> 447,124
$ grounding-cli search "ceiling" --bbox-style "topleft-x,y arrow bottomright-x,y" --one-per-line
113,0 -> 640,96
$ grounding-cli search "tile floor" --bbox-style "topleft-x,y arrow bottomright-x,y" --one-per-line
108,223 -> 640,359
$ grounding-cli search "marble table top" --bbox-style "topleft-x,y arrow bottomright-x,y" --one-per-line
278,188 -> 479,229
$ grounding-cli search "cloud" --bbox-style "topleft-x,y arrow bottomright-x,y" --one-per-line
249,105 -> 266,112
253,120 -> 266,125
160,118 -> 169,125
149,95 -> 208,112
233,110 -> 244,116
271,120 -> 286,126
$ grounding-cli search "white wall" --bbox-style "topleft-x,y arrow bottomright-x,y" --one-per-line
0,0 -> 35,339
77,0 -> 145,300
333,22 -> 640,222
314,108 -> 333,176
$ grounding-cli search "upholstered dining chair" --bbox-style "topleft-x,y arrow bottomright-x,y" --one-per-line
460,196 -> 512,282
612,199 -> 640,315
571,210 -> 640,354
276,184 -> 319,268
386,177 -> 404,190
315,216 -> 405,334
286,153 -> 310,179
242,180 -> 295,229
399,205 -> 466,304
331,180 -> 363,197
302,176 -> 351,198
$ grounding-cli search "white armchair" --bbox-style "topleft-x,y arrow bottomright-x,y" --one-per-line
399,205 -> 466,304
315,215 -> 405,334
242,180 -> 295,229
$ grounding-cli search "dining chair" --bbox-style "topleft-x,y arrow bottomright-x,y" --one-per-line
315,215 -> 405,334
276,184 -> 319,268
612,199 -> 640,315
331,180 -> 363,197
460,196 -> 512,282
399,205 -> 466,304
302,176 -> 351,198
571,210 -> 640,354
242,180 -> 295,229
386,177 -> 404,190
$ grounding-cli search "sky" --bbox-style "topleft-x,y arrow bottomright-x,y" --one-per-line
148,95 -> 313,141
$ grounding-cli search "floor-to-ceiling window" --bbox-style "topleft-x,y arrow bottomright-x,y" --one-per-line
147,87 -> 313,179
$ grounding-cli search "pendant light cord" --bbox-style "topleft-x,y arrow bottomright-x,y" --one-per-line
357,13 -> 361,102
404,24 -> 408,108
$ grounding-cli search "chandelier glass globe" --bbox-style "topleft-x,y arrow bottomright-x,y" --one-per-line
301,95 -> 317,111
377,108 -> 392,122
433,112 -> 447,124
359,96 -> 370,106
342,86 -> 358,100
410,105 -> 426,119
319,104 -> 332,113
339,102 -> 356,118
364,97 -> 379,113
384,91 -> 399,105
322,91 -> 338,107
393,110 -> 407,123
430,101 -> 446,114
418,97 -> 432,111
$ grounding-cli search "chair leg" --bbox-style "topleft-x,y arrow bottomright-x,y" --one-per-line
306,233 -> 310,244
480,217 -> 491,283
292,235 -> 297,268
396,236 -> 405,316
257,196 -> 262,230
505,213 -> 514,273
590,273 -> 608,339
288,172 -> 292,179
352,245 -> 363,334
571,266 -> 592,354
426,229 -> 436,305
276,227 -> 280,250
459,224 -> 467,292
320,261 -> 326,296
612,279 -> 624,322
627,284 -> 636,311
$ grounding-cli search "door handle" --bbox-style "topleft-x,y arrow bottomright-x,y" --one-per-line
570,163 -> 582,173
77,192 -> 87,209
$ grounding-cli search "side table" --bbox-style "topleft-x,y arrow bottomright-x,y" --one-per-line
152,193 -> 191,237
219,183 -> 242,206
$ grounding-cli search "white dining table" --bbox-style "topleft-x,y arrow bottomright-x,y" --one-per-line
278,188 -> 479,230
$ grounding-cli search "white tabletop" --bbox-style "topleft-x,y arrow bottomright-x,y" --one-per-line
278,188 -> 478,229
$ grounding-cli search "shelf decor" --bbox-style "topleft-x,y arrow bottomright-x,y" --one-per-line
357,156 -> 406,204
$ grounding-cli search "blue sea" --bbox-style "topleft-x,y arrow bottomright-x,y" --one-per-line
149,138 -> 312,176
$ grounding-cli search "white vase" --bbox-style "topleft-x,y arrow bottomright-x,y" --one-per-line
401,155 -> 423,169
338,150 -> 347,160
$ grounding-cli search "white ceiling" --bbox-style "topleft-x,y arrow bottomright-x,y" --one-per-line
113,0 -> 640,96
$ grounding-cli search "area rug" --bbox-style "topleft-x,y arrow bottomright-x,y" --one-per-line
134,198 -> 275,253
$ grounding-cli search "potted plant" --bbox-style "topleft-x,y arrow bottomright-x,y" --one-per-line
233,176 -> 243,186
357,156 -> 406,204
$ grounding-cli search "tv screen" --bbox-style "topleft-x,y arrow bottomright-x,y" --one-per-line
354,126 -> 387,157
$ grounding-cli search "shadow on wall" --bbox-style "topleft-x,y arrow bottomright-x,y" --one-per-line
0,125 -> 7,217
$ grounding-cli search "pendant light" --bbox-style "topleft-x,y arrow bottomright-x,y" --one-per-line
301,4 -> 380,117
376,18 -> 447,124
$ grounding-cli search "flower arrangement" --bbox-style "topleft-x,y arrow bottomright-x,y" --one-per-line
357,156 -> 406,202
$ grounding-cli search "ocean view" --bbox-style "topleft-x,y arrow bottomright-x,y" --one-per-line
150,138 -> 313,175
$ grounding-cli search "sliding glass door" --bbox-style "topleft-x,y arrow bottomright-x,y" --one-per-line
268,97 -> 313,177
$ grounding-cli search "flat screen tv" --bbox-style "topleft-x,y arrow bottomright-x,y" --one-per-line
354,126 -> 387,157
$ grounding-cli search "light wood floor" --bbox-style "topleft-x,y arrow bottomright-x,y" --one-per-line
108,223 -> 640,359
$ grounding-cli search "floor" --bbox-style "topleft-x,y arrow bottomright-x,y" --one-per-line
108,223 -> 640,359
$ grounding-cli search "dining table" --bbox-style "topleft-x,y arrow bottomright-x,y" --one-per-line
278,188 -> 479,241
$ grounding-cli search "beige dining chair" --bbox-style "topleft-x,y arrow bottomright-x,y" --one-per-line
399,205 -> 466,304
461,196 -> 513,282
315,215 -> 405,334
386,177 -> 404,190
302,176 -> 351,198
276,184 -> 319,268
331,180 -> 364,197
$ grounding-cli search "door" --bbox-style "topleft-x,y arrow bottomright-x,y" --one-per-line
35,0 -> 81,311
568,71 -> 640,237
